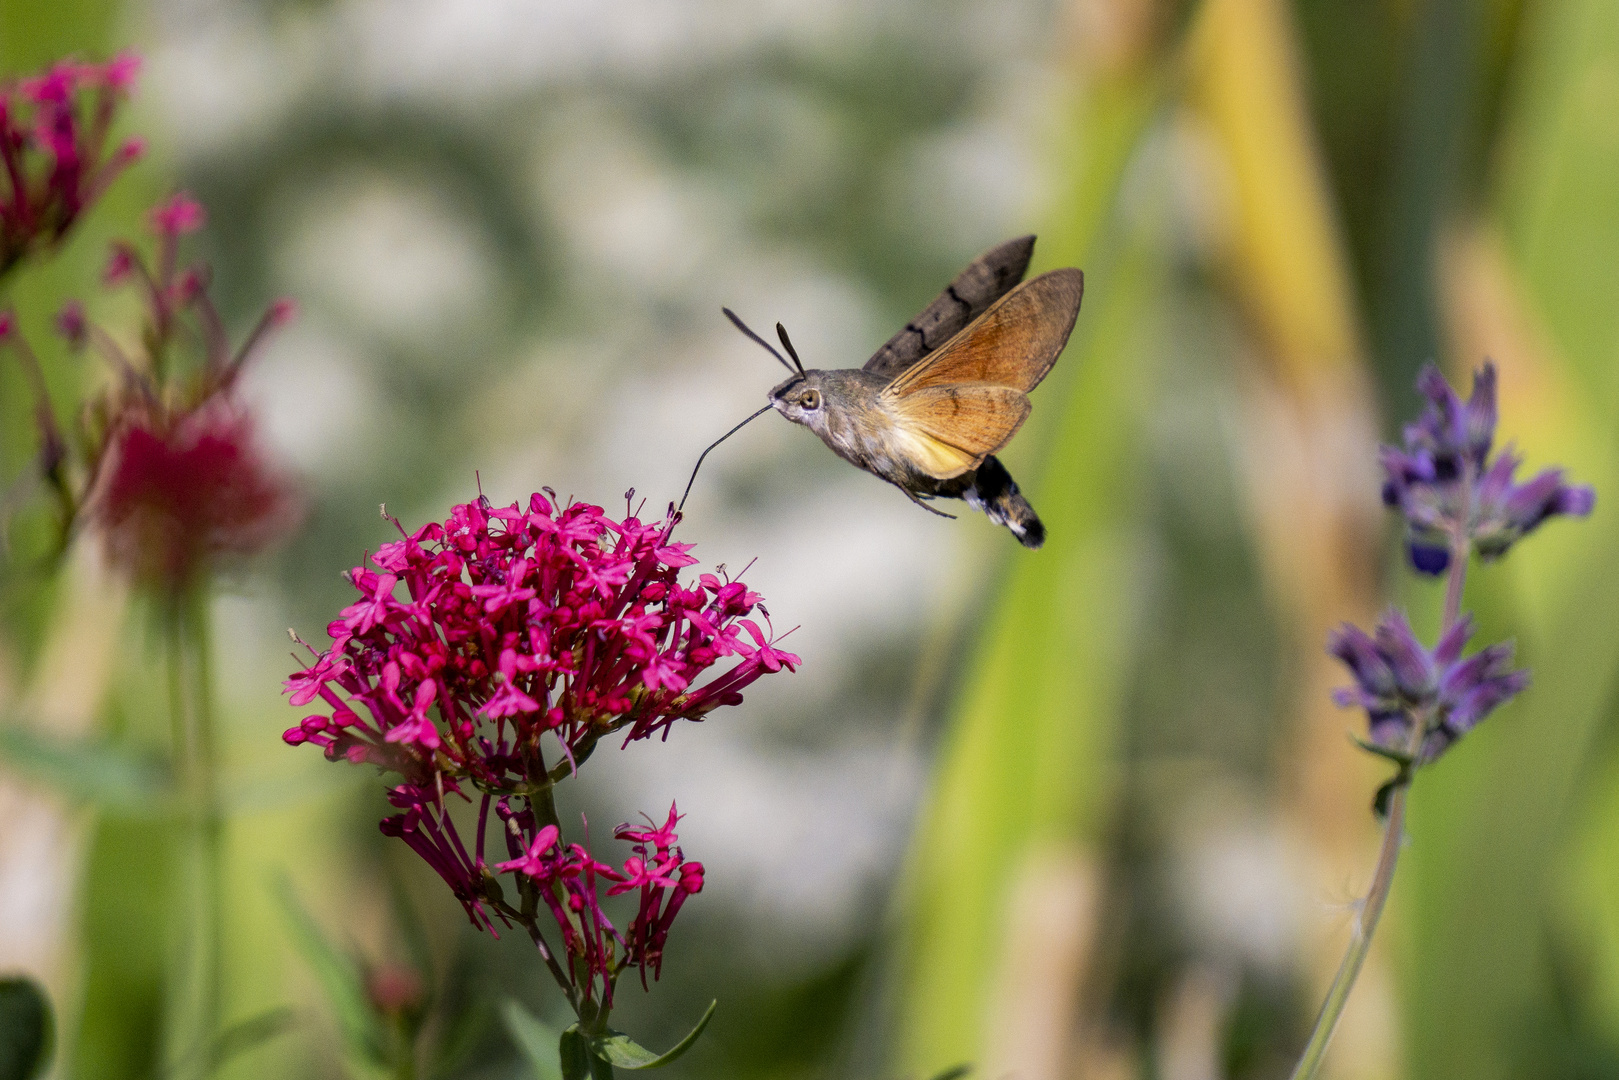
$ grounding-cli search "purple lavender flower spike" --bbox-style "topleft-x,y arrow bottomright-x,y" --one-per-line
1329,610 -> 1527,764
1380,362 -> 1594,573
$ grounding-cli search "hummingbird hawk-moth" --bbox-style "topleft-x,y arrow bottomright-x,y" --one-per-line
684,235 -> 1083,548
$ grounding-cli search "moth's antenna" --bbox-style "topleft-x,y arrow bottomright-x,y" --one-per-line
775,322 -> 805,376
677,404 -> 773,516
722,308 -> 797,376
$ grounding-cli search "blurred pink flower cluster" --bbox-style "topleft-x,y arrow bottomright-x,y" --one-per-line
285,493 -> 796,1006
76,193 -> 300,587
2,190 -> 300,589
0,53 -> 143,277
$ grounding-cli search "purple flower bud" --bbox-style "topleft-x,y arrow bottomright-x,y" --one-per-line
1329,610 -> 1527,764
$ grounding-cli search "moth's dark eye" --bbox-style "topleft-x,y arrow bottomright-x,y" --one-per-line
800,389 -> 821,410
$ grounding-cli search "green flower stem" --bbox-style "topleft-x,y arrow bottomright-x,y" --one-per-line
1288,537 -> 1469,1080
391,1013 -> 418,1080
162,586 -> 225,1080
191,587 -> 225,1072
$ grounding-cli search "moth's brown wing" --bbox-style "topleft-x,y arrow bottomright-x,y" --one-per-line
886,384 -> 1031,479
863,235 -> 1037,380
882,268 -> 1083,398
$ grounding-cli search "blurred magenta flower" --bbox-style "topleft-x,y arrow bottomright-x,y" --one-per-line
1,192 -> 299,588
90,398 -> 296,589
284,492 -> 795,1015
0,53 -> 144,278
148,191 -> 205,236
1381,362 -> 1594,573
364,963 -> 426,1020
1329,610 -> 1527,764
73,194 -> 297,587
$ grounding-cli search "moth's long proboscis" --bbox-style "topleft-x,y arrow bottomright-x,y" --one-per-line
676,404 -> 774,516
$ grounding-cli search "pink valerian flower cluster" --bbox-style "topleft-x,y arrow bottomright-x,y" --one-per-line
0,53 -> 144,278
284,493 -> 798,770
283,493 -> 795,1003
0,192 -> 300,588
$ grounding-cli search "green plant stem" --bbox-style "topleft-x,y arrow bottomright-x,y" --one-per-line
1288,537 -> 1469,1080
162,586 -> 225,1080
190,587 -> 225,1073
392,1014 -> 417,1080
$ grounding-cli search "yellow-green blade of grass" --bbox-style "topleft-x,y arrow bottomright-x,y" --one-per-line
893,190 -> 1168,1075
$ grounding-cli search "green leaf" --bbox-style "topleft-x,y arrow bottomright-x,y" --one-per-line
275,877 -> 389,1070
926,1068 -> 972,1080
589,1000 -> 716,1070
499,1000 -> 562,1080
206,1008 -> 295,1073
0,726 -> 171,810
559,1027 -> 592,1080
159,1007 -> 295,1079
429,994 -> 489,1079
0,977 -> 53,1080
1350,734 -> 1414,768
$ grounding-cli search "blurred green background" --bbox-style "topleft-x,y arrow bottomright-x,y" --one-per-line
4,0 -> 1619,1077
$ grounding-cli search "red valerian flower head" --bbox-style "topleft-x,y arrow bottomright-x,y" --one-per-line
283,492 -> 799,771
490,803 -> 704,1007
0,52 -> 145,279
76,195 -> 298,588
495,821 -> 622,1004
282,492 -> 796,1000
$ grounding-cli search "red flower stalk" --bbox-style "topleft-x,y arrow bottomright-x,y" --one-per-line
489,803 -> 704,1006
284,492 -> 796,1007
0,53 -> 144,279
607,804 -> 704,988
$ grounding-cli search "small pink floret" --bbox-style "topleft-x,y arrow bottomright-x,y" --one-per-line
149,193 -> 206,237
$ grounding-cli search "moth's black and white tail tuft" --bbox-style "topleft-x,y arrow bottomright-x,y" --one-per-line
965,455 -> 1045,549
